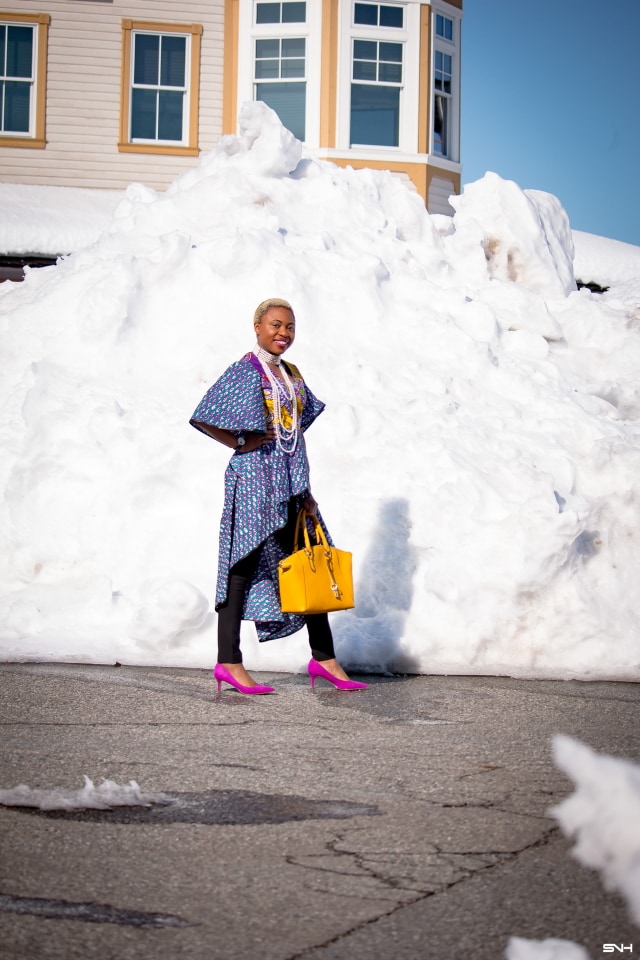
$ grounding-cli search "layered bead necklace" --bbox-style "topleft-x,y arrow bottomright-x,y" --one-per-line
252,344 -> 299,453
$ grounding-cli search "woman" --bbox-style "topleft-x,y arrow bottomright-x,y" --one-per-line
190,298 -> 367,695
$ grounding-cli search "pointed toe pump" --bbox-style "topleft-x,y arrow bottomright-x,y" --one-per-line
213,664 -> 275,695
308,658 -> 368,691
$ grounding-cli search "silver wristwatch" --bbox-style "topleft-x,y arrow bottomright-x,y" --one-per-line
234,433 -> 246,452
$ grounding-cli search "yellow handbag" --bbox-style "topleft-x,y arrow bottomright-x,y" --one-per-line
278,510 -> 355,614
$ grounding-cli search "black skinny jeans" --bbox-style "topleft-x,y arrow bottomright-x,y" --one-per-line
217,502 -> 336,665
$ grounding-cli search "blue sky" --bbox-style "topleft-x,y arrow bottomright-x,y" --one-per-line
460,0 -> 640,245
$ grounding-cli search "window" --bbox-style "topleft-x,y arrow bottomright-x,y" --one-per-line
252,0 -> 307,141
435,14 -> 453,41
354,3 -> 403,28
433,50 -> 451,156
119,19 -> 202,156
0,13 -> 49,147
432,10 -> 456,159
255,1 -> 306,24
349,3 -> 405,147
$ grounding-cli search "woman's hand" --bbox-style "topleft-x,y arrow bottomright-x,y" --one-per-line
241,427 -> 276,452
302,493 -> 318,516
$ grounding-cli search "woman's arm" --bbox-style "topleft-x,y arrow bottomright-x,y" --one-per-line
198,424 -> 276,452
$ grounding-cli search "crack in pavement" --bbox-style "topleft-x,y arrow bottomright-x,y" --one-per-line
282,826 -> 560,959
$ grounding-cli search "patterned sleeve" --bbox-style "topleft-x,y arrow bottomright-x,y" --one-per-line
189,358 -> 268,437
299,379 -> 326,432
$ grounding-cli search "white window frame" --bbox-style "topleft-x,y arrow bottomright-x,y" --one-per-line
430,4 -> 460,162
237,0 -> 322,147
128,28 -> 192,146
336,0 -> 420,154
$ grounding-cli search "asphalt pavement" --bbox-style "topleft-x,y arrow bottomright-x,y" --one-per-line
0,662 -> 638,960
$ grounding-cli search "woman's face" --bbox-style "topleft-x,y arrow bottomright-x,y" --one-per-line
254,307 -> 296,356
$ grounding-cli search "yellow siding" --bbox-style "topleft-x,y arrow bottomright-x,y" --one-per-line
0,0 -> 224,190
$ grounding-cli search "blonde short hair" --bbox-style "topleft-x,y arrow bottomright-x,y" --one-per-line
253,298 -> 295,324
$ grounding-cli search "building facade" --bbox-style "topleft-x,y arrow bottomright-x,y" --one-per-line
0,0 -> 462,211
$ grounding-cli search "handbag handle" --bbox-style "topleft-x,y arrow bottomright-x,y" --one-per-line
293,509 -> 329,554
289,509 -> 344,602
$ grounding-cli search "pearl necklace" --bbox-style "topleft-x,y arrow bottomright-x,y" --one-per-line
252,345 -> 299,453
254,345 -> 282,366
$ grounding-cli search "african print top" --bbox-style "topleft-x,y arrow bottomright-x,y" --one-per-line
190,353 -> 328,641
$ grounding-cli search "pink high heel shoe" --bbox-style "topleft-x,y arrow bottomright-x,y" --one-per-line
213,663 -> 275,695
308,658 -> 368,691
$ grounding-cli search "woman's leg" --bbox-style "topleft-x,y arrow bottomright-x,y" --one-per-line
217,547 -> 260,677
305,614 -> 335,662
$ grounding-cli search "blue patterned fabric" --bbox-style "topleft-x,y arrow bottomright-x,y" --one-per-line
190,353 -> 329,641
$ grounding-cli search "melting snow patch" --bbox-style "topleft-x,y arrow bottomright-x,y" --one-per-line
0,776 -> 174,811
506,937 -> 590,960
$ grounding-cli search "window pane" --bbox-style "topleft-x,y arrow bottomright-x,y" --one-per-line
7,26 -> 33,79
437,15 -> 453,40
281,37 -> 305,57
4,80 -> 30,132
158,90 -> 183,140
353,40 -> 376,60
435,50 -> 442,70
353,60 -> 377,81
134,34 -> 159,85
354,3 -> 377,25
255,58 -> 279,79
282,2 -> 306,23
256,38 -> 280,58
379,61 -> 401,83
433,93 -> 447,155
131,88 -> 157,138
281,58 -> 304,78
380,5 -> 403,28
379,42 -> 402,62
255,80 -> 305,140
160,35 -> 185,88
350,83 -> 399,146
256,3 -> 281,24
0,27 -> 5,75
444,54 -> 452,73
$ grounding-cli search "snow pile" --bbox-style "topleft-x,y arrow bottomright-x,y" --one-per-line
573,230 -> 640,290
1,101 -> 640,677
552,736 -> 640,924
0,775 -> 173,810
0,183 -> 122,256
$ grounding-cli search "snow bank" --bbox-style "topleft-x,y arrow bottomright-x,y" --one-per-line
1,101 -> 640,677
0,183 -> 122,256
0,775 -> 173,810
